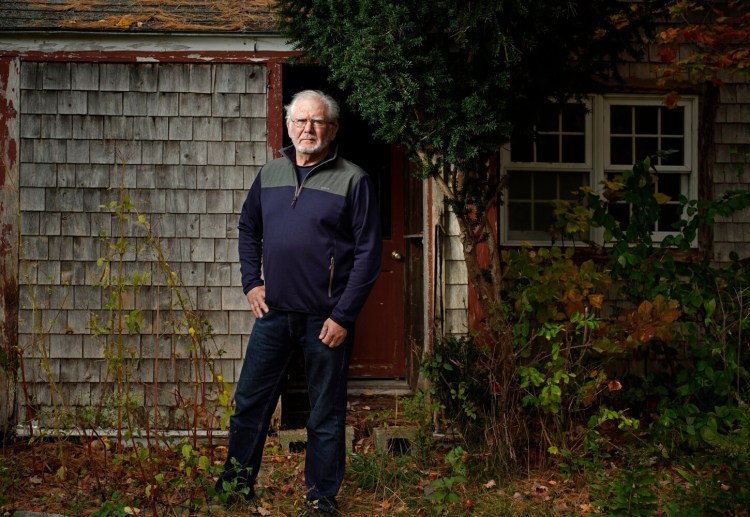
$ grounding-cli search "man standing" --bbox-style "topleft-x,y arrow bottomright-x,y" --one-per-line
217,90 -> 382,515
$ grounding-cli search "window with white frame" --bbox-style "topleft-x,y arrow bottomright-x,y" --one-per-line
501,95 -> 697,245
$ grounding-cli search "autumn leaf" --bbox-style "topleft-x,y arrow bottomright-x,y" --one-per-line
664,91 -> 681,107
116,16 -> 135,28
617,295 -> 681,346
659,47 -> 677,63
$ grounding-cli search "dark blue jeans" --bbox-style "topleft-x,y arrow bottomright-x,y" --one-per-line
217,309 -> 352,512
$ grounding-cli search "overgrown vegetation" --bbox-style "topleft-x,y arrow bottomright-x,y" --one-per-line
6,164 -> 238,514
421,156 -> 750,513
3,156 -> 750,516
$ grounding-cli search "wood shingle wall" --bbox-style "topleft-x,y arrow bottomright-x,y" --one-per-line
17,61 -> 267,428
714,82 -> 750,261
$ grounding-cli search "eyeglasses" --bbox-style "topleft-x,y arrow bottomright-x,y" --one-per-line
289,118 -> 332,129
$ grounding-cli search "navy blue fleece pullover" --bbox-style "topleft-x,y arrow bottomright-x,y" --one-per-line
238,145 -> 382,329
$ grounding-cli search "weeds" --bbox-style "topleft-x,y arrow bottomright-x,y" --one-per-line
9,148 -> 234,514
666,452 -> 750,515
89,491 -> 133,517
0,457 -> 13,506
416,156 -> 750,514
425,446 -> 468,513
348,449 -> 416,493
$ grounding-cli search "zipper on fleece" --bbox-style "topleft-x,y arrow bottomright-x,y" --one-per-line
288,151 -> 336,208
290,164 -> 313,208
291,185 -> 302,208
328,256 -> 335,297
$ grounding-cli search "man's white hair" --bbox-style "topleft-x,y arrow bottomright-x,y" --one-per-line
285,89 -> 340,122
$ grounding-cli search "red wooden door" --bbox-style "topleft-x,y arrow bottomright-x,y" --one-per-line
348,147 -> 406,377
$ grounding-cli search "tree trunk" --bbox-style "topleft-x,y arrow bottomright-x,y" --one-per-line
430,163 -> 523,465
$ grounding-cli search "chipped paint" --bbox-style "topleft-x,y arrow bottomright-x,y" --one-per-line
0,56 -> 19,430
0,59 -> 18,188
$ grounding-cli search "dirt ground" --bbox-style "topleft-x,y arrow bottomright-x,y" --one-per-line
0,393 -> 607,516
0,394 -> 424,516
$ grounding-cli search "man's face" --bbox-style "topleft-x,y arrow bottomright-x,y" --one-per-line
287,97 -> 339,160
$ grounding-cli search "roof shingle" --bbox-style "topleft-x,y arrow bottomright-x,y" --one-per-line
0,0 -> 279,33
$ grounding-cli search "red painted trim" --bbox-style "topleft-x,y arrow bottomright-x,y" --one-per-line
467,206 -> 498,331
0,58 -> 18,188
266,60 -> 284,159
467,155 -> 500,331
0,50 -> 302,63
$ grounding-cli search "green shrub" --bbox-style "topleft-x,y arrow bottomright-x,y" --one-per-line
425,156 -> 750,470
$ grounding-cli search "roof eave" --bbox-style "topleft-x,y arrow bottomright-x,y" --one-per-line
0,30 -> 296,54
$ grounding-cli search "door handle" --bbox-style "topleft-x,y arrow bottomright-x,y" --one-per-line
391,250 -> 403,261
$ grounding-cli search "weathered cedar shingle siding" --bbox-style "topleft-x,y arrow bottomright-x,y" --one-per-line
714,82 -> 750,260
18,61 -> 267,427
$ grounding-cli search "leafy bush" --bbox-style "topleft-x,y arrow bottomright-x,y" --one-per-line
424,156 -> 750,472
563,157 -> 750,453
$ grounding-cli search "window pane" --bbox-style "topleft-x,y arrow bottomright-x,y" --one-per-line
660,137 -> 684,165
537,110 -> 559,132
536,171 -> 558,199
658,174 -> 681,199
562,135 -> 585,163
635,136 -> 658,161
659,204 -> 681,231
537,134 -> 559,162
510,134 -> 533,162
508,171 -> 532,198
661,106 -> 684,135
562,105 -> 586,132
610,105 -> 631,134
609,203 -> 630,230
559,172 -> 586,199
635,106 -> 659,134
508,202 -> 531,231
611,136 -> 632,164
535,204 -> 555,232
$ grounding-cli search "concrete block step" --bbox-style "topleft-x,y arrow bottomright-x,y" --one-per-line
278,426 -> 355,453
